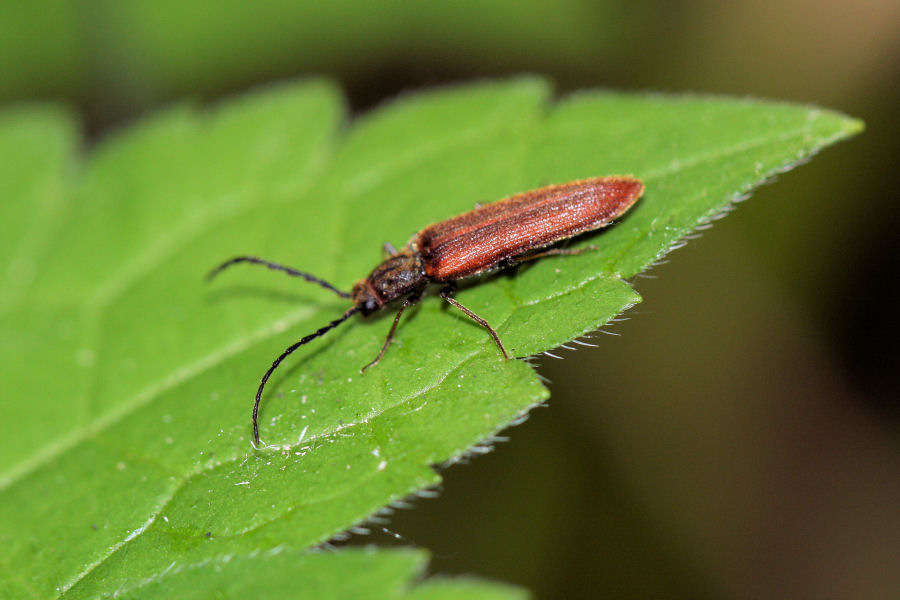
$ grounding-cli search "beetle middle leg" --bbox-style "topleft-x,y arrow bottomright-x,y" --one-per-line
361,290 -> 423,373
440,284 -> 509,360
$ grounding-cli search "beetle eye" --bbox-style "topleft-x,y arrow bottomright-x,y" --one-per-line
365,298 -> 378,312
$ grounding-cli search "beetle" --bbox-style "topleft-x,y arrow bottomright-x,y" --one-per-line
209,176 -> 644,445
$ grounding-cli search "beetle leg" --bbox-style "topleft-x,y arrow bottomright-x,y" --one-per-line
510,245 -> 598,265
361,290 -> 422,373
440,285 -> 509,360
382,242 -> 398,258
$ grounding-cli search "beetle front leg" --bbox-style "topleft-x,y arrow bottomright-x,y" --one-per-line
382,242 -> 398,258
360,290 -> 422,373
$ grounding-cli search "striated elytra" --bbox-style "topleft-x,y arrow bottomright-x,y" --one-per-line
208,176 -> 644,445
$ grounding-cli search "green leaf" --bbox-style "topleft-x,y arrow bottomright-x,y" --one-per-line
117,548 -> 526,600
0,78 -> 861,599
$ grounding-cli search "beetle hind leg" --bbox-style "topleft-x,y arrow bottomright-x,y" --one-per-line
510,245 -> 598,265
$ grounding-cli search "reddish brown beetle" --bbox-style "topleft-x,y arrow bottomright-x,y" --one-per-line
209,176 -> 643,445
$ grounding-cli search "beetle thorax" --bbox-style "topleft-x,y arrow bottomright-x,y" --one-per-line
351,249 -> 427,314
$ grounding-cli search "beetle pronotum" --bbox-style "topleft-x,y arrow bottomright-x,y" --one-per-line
209,176 -> 644,445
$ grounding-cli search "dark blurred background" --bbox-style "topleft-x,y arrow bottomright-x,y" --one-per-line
3,1 -> 896,598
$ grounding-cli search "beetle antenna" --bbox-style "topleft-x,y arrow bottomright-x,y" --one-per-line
207,256 -> 350,299
252,305 -> 361,446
